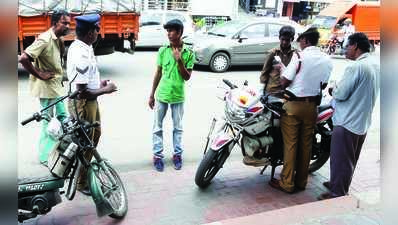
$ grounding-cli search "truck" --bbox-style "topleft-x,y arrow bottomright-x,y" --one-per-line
190,0 -> 239,31
311,0 -> 380,47
18,0 -> 140,56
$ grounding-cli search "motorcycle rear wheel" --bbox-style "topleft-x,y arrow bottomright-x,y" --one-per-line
309,119 -> 333,173
195,146 -> 231,188
92,161 -> 128,218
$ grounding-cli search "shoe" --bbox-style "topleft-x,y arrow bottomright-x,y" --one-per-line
295,186 -> 306,192
172,154 -> 182,170
78,187 -> 91,196
153,157 -> 164,172
242,155 -> 269,167
268,178 -> 294,194
317,192 -> 336,200
323,181 -> 331,190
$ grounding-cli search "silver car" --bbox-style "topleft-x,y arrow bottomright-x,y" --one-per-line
136,10 -> 195,48
185,18 -> 304,72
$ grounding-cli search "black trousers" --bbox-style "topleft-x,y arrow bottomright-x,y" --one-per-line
330,126 -> 366,197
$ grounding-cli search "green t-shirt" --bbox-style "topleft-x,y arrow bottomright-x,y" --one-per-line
155,44 -> 195,103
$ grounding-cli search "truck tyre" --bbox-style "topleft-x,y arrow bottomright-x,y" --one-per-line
94,46 -> 115,56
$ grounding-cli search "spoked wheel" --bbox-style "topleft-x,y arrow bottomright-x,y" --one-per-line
92,160 -> 128,218
309,118 -> 333,173
195,145 -> 231,188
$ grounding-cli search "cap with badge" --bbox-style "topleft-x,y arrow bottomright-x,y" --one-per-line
297,27 -> 319,41
75,14 -> 101,29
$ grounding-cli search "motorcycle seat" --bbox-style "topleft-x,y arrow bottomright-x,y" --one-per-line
18,174 -> 63,185
318,105 -> 332,112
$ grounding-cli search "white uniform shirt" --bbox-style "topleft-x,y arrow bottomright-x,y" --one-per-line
282,46 -> 333,97
67,39 -> 100,92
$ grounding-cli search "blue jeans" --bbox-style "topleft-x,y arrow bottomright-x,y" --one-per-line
39,97 -> 68,162
152,101 -> 184,158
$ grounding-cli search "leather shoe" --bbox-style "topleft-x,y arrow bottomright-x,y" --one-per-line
268,178 -> 294,194
78,187 -> 91,196
323,181 -> 331,190
317,192 -> 335,200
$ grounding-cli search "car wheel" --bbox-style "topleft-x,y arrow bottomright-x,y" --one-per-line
210,52 -> 230,73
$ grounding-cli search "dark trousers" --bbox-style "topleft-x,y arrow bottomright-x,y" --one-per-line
330,126 -> 366,197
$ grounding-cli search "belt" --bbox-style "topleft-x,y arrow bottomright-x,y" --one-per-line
291,96 -> 317,102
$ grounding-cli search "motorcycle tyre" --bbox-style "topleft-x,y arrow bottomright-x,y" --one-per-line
91,161 -> 128,219
195,146 -> 231,188
308,121 -> 332,173
65,160 -> 80,201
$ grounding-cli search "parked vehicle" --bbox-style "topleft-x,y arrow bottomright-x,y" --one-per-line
135,10 -> 194,48
323,33 -> 344,55
18,80 -> 128,222
311,1 -> 380,47
195,79 -> 333,188
18,0 -> 140,56
184,18 -> 304,73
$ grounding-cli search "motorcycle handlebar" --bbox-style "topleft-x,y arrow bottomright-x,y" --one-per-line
69,90 -> 80,99
222,79 -> 238,89
21,113 -> 40,126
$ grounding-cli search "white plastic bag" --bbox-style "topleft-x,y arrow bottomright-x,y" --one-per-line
47,118 -> 63,140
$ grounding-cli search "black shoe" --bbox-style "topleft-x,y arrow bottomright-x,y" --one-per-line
323,181 -> 331,190
78,187 -> 91,196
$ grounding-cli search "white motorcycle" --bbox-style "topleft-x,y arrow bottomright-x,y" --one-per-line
195,79 -> 334,188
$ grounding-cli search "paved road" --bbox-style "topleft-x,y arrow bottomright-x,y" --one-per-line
18,49 -> 379,176
18,49 -> 380,225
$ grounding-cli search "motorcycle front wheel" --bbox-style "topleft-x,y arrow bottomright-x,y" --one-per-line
91,160 -> 128,218
195,145 -> 231,188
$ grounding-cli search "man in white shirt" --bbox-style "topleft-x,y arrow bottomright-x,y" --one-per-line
269,27 -> 333,193
67,14 -> 117,196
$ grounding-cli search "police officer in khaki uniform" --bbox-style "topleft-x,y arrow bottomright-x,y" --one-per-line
269,28 -> 333,193
67,14 -> 117,196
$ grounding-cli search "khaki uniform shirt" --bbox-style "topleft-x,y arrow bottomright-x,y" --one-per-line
260,47 -> 295,93
25,28 -> 65,98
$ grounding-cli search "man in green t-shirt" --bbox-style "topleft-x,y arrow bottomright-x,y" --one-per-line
148,19 -> 195,172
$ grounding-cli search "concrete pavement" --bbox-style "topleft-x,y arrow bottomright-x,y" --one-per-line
21,144 -> 379,225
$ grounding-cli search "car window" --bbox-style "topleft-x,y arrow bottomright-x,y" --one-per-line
140,13 -> 162,26
240,23 -> 266,38
165,13 -> 187,23
209,20 -> 246,37
268,24 -> 283,37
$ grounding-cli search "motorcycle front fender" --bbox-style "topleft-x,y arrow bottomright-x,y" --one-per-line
88,162 -> 114,217
210,130 -> 235,151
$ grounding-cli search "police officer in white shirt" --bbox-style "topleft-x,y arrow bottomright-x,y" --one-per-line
67,14 -> 117,196
269,27 -> 333,193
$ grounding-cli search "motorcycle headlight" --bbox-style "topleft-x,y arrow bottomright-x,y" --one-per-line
225,100 -> 247,123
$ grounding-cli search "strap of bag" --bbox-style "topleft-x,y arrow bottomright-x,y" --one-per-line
295,50 -> 301,75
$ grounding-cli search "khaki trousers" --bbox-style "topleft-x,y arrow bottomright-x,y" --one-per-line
279,101 -> 317,192
68,99 -> 101,189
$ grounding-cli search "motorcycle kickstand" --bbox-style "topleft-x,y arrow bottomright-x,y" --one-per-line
270,165 -> 276,180
260,165 -> 268,175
